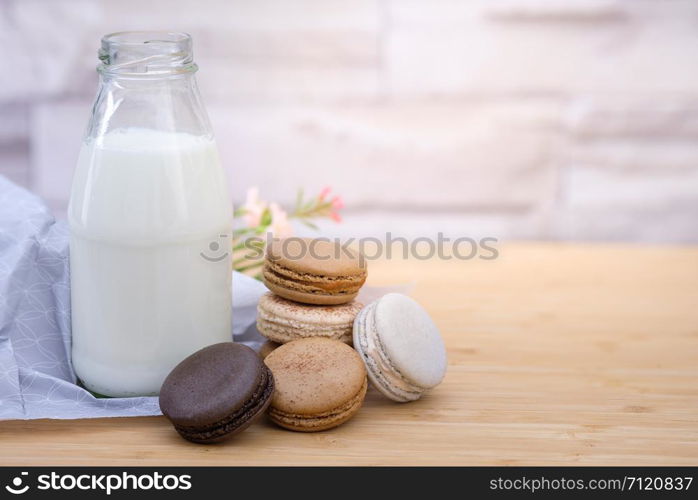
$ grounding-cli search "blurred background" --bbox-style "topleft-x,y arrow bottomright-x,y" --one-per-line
1,0 -> 697,242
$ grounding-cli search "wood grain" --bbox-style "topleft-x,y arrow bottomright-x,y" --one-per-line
1,243 -> 697,465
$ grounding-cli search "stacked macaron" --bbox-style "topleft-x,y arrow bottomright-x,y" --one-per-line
262,237 -> 367,306
257,293 -> 363,346
257,238 -> 448,434
257,238 -> 369,432
257,238 -> 368,349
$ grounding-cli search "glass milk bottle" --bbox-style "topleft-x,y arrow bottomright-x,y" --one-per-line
69,32 -> 232,397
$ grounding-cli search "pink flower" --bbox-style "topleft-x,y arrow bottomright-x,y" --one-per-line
331,195 -> 344,210
269,203 -> 293,238
242,187 -> 267,227
330,212 -> 342,223
318,186 -> 332,201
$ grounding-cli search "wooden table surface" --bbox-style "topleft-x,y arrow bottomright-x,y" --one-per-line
2,244 -> 697,466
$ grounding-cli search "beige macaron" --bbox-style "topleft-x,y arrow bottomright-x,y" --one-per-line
262,238 -> 367,305
257,292 -> 362,344
353,293 -> 447,402
264,338 -> 367,432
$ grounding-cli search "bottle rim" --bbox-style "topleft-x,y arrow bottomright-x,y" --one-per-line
98,31 -> 197,77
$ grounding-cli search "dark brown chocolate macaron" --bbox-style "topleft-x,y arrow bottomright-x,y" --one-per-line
159,342 -> 274,444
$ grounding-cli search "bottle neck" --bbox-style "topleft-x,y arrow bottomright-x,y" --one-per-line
86,32 -> 212,141
98,31 -> 197,78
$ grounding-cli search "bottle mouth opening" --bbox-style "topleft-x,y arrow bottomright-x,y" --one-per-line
98,31 -> 196,76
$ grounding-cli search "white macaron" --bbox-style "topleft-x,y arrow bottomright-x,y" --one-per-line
352,293 -> 447,402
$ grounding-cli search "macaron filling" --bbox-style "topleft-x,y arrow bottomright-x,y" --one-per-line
172,365 -> 274,443
355,303 -> 425,401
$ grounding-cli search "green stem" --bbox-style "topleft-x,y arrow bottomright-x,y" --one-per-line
232,241 -> 248,252
232,255 -> 260,266
235,260 -> 265,273
233,227 -> 256,237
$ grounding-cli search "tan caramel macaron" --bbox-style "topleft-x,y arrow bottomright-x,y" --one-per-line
257,292 -> 362,344
264,338 -> 367,432
262,238 -> 367,305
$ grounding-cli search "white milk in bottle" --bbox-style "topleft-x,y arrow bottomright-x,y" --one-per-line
69,33 -> 232,397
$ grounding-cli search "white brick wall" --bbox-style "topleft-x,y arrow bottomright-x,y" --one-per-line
210,99 -> 561,208
387,0 -> 698,96
1,0 -> 697,242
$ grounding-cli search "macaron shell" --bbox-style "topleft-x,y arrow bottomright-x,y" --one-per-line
264,338 -> 367,416
258,292 -> 363,325
266,237 -> 367,278
159,343 -> 265,427
256,292 -> 361,343
373,293 -> 447,389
